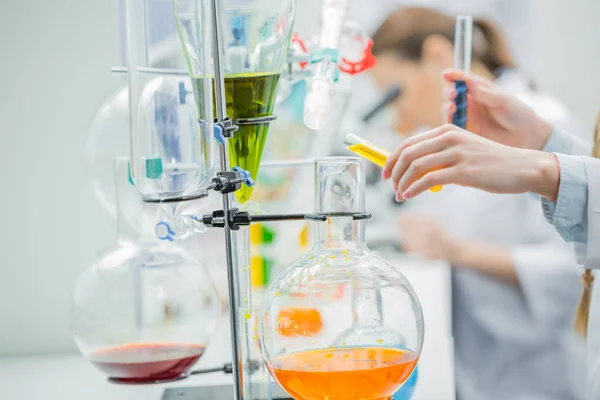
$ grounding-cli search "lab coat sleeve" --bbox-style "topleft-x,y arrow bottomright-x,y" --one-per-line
542,127 -> 591,156
512,241 -> 581,325
541,153 -> 589,242
540,127 -> 591,241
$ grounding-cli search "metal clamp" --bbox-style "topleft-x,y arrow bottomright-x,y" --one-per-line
216,118 -> 239,138
201,210 -> 372,230
209,172 -> 245,195
235,115 -> 278,126
202,210 -> 226,228
307,212 -> 372,221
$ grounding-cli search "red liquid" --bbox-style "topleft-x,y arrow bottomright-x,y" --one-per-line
89,343 -> 205,384
269,347 -> 418,400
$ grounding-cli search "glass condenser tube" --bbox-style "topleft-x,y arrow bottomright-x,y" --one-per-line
303,0 -> 348,130
344,134 -> 442,192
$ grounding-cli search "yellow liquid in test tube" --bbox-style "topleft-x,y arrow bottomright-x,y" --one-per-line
348,143 -> 388,168
345,134 -> 442,192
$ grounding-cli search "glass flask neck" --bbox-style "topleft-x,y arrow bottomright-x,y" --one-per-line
352,278 -> 383,327
314,157 -> 367,250
114,158 -> 155,245
314,217 -> 366,250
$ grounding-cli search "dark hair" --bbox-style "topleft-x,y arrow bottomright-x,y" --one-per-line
371,8 -> 516,73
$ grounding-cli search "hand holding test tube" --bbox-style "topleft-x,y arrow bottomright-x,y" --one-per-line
344,17 -> 472,193
344,134 -> 442,192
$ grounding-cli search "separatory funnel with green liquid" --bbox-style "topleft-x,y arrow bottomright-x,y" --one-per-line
223,73 -> 280,203
179,0 -> 295,204
192,73 -> 281,203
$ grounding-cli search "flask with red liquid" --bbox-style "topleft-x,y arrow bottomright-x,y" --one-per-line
259,157 -> 424,400
71,159 -> 220,384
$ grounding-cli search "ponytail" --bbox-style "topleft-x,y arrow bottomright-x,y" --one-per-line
472,18 -> 516,73
574,111 -> 600,337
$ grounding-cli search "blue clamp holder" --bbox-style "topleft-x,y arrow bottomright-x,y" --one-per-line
232,166 -> 255,187
155,221 -> 176,242
452,81 -> 468,129
213,123 -> 225,144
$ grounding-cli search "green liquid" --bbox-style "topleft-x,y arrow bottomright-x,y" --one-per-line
193,73 -> 280,204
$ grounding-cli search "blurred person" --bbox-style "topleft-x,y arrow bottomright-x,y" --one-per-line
346,0 -> 534,68
382,69 -> 600,398
370,8 -> 585,400
343,0 -> 535,127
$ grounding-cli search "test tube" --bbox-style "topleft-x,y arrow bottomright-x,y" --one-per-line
453,15 -> 473,129
344,133 -> 442,192
344,133 -> 390,167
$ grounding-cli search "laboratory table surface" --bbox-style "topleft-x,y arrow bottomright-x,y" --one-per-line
0,258 -> 455,400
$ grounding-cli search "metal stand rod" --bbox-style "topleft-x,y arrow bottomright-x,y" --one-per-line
210,0 -> 244,399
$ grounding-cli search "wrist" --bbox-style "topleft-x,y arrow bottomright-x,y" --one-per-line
446,238 -> 468,266
528,116 -> 553,151
526,151 -> 560,201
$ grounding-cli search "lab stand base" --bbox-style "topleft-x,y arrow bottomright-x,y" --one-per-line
162,384 -> 292,400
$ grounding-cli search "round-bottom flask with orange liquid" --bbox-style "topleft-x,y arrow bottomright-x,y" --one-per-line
259,157 -> 424,400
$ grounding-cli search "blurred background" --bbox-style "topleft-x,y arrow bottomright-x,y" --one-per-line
1,0 -> 599,360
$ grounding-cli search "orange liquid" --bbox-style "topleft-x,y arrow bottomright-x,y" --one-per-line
268,347 -> 418,400
277,307 -> 323,337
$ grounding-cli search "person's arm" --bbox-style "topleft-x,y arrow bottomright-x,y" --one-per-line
449,240 -> 518,286
399,214 -> 518,286
383,124 -> 591,243
452,237 -> 583,325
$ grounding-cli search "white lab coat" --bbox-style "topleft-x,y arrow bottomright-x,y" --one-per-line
575,158 -> 600,399
397,70 -> 587,400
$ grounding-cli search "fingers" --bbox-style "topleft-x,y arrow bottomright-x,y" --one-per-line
401,166 -> 461,199
391,137 -> 449,188
442,102 -> 456,123
443,86 -> 456,100
390,130 -> 452,188
383,124 -> 455,180
442,69 -> 493,90
469,83 -> 507,110
395,147 -> 458,197
443,69 -> 507,111
442,69 -> 469,83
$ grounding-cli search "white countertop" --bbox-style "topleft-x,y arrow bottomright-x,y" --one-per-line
0,259 -> 454,400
